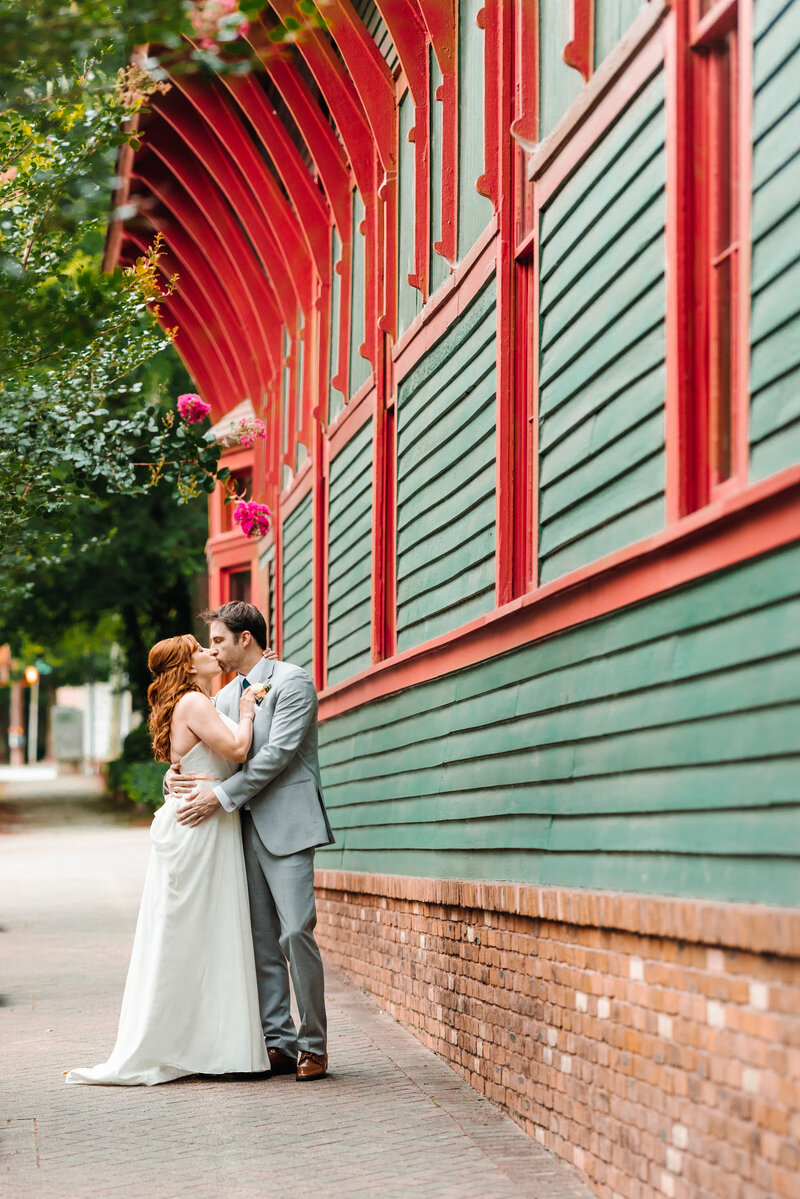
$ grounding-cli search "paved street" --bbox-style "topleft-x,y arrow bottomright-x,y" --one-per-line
1,775 -> 592,1199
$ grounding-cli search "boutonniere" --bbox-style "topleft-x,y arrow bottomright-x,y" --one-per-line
251,683 -> 271,703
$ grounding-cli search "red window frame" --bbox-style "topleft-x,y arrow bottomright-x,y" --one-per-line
668,0 -> 749,517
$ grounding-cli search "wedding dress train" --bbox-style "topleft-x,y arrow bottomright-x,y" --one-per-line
66,714 -> 268,1085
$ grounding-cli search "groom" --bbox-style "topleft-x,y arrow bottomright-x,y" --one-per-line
172,601 -> 334,1082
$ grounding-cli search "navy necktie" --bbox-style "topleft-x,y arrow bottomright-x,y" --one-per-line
240,677 -> 251,693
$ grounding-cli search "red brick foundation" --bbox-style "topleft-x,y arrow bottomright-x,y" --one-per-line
315,870 -> 800,1199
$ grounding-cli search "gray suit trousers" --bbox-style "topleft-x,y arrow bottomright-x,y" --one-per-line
241,812 -> 327,1058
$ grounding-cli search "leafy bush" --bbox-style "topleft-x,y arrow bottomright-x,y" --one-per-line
106,719 -> 166,810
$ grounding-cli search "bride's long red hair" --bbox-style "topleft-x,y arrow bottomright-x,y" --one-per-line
147,634 -> 203,763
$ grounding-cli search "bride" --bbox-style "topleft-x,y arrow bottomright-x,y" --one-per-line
66,634 -> 270,1086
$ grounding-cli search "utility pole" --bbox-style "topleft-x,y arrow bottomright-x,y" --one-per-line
25,666 -> 39,765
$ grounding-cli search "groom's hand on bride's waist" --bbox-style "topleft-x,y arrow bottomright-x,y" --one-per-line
176,787 -> 220,827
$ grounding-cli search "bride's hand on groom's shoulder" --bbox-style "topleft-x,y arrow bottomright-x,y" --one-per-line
262,646 -> 279,661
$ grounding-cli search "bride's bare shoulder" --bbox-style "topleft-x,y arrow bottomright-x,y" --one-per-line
173,691 -> 213,718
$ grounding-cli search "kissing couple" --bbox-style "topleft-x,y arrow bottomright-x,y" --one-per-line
67,601 -> 334,1086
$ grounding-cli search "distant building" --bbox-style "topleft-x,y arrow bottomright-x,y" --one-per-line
109,4 -> 800,1196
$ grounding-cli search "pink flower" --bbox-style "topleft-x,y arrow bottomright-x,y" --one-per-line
0,166 -> 18,186
177,393 -> 212,423
233,500 -> 272,540
234,416 -> 267,448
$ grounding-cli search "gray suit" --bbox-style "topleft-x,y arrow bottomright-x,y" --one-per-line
215,657 -> 334,1058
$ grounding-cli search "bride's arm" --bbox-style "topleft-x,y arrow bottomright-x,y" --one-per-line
175,690 -> 256,763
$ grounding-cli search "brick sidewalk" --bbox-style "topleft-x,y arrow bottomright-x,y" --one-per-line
1,785 -> 593,1198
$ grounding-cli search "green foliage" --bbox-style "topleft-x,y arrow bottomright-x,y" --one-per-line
106,712 -> 164,811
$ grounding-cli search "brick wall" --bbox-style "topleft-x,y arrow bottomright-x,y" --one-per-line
315,870 -> 800,1199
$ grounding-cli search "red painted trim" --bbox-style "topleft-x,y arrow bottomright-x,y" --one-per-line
563,0 -> 594,84
312,414 -> 326,692
418,0 -> 457,265
372,336 -> 396,662
735,0 -> 753,486
319,465 -> 800,720
510,0 -> 539,152
327,385 -> 376,460
476,0 -> 500,208
492,0 -> 515,605
665,0 -> 695,521
148,104 -> 298,330
392,216 -> 498,378
125,229 -> 247,403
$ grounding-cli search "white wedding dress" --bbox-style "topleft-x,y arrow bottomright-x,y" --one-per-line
66,714 -> 268,1086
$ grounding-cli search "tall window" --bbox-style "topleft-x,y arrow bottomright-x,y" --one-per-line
690,0 -> 741,499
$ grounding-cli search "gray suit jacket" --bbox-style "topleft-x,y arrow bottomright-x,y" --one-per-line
216,658 -> 334,857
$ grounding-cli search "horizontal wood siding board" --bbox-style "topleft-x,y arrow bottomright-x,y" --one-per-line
398,475 -> 496,555
541,203 -> 666,354
327,419 -> 373,686
395,279 -> 497,653
594,0 -> 650,72
396,585 -> 497,654
327,806 -> 800,856
538,74 -> 666,586
541,324 -> 666,451
540,239 -> 665,390
321,650 -> 800,788
540,364 -> 666,488
320,543 -> 800,751
749,3 -> 800,483
312,847 -> 800,908
539,493 -> 665,582
540,67 -> 665,248
282,494 -> 313,672
316,542 -> 800,906
321,759 -> 800,824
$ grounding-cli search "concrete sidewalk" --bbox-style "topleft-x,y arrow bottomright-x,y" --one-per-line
1,782 -> 593,1198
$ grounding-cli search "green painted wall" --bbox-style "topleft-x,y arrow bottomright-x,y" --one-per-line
398,91 -> 422,337
350,190 -> 371,396
458,0 -> 493,258
281,492 -> 313,673
538,66 -> 666,585
594,0 -> 649,72
539,1 -> 583,140
395,278 -> 497,652
327,419 -> 373,686
748,0 -> 800,480
317,539 -> 800,909
329,227 -> 345,425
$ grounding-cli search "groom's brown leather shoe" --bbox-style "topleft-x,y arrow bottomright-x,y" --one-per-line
267,1047 -> 297,1076
296,1051 -> 328,1081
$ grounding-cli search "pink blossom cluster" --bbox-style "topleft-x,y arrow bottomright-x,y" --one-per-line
235,416 -> 267,448
189,0 -> 250,49
177,393 -> 212,424
233,500 -> 272,540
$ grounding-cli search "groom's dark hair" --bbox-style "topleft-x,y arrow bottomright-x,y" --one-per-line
201,601 -> 267,649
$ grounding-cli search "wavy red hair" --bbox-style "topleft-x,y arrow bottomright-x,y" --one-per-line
147,634 -> 202,763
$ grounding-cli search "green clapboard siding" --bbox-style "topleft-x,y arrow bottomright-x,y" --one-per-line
329,227 -> 345,424
594,0 -> 649,72
317,539 -> 800,909
398,91 -> 422,336
539,1 -> 583,140
458,0 -> 493,258
327,419 -> 373,686
538,66 -> 667,585
429,48 -> 449,295
350,190 -> 371,396
749,0 -> 800,480
281,492 -> 313,673
395,278 -> 497,652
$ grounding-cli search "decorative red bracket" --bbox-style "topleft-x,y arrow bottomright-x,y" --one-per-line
563,0 -> 594,83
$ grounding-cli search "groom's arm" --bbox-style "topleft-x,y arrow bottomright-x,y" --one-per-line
215,673 -> 317,812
